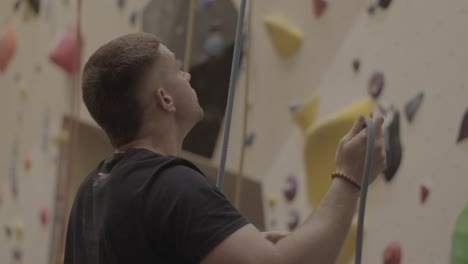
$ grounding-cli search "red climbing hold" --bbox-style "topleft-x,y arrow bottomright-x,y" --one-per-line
49,26 -> 83,74
24,155 -> 32,171
39,207 -> 49,226
313,0 -> 328,18
383,242 -> 402,264
420,184 -> 430,204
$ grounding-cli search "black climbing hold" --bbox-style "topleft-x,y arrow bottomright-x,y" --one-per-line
27,0 -> 40,14
117,0 -> 125,9
378,0 -> 392,9
383,108 -> 402,182
13,0 -> 22,12
130,11 -> 137,25
353,59 -> 360,73
457,108 -> 468,143
404,92 -> 424,122
4,225 -> 12,237
368,71 -> 384,99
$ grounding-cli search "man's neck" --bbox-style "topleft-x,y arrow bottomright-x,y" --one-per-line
116,127 -> 184,156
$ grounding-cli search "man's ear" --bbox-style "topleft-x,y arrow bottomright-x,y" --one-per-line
155,88 -> 176,112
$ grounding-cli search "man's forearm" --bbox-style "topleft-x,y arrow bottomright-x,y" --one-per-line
274,179 -> 360,264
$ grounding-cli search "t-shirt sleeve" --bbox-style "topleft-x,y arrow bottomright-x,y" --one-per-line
144,163 -> 250,263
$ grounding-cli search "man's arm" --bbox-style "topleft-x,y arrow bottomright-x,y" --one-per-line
202,115 -> 385,264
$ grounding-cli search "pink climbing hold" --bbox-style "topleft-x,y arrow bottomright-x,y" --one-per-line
49,26 -> 83,74
420,184 -> 430,204
313,0 -> 328,18
0,22 -> 17,73
383,242 -> 402,264
39,207 -> 49,226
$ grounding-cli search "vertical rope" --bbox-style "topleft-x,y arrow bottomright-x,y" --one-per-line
234,0 -> 253,209
183,0 -> 196,72
56,0 -> 83,262
354,119 -> 375,264
216,0 -> 248,190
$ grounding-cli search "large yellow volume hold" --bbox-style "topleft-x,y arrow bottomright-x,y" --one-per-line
293,96 -> 373,264
263,15 -> 303,58
294,97 -> 373,207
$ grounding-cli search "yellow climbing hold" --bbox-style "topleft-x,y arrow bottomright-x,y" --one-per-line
18,83 -> 28,101
15,221 -> 24,241
263,15 -> 303,58
22,2 -> 33,21
52,129 -> 69,144
266,194 -> 277,207
247,95 -> 254,111
337,218 -> 361,264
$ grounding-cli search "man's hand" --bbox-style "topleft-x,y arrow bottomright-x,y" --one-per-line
262,231 -> 290,244
335,114 -> 386,185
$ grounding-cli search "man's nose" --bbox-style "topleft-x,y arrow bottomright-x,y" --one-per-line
185,72 -> 191,81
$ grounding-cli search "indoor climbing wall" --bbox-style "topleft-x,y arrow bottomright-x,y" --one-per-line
252,0 -> 468,263
0,0 -> 148,263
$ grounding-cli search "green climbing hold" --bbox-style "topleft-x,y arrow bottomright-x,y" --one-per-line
451,202 -> 468,264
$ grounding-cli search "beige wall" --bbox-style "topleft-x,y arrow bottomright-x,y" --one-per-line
258,0 -> 468,263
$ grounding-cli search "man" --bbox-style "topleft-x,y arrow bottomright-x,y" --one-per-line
65,32 -> 385,264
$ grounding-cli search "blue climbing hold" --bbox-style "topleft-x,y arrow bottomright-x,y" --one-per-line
367,3 -> 377,14
244,132 -> 256,146
204,33 -> 226,56
288,210 -> 300,231
198,0 -> 215,9
404,92 -> 424,122
283,174 -> 298,201
289,102 -> 303,113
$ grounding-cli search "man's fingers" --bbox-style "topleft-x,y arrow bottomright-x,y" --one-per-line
372,113 -> 385,138
344,115 -> 366,141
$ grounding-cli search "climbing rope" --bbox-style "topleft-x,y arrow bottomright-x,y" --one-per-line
56,0 -> 83,261
183,0 -> 196,72
216,0 -> 247,190
234,0 -> 253,209
354,119 -> 376,264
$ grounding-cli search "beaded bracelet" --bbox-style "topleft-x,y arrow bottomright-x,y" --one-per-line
331,172 -> 361,191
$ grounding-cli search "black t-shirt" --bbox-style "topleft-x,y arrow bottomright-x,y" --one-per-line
64,148 -> 249,264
